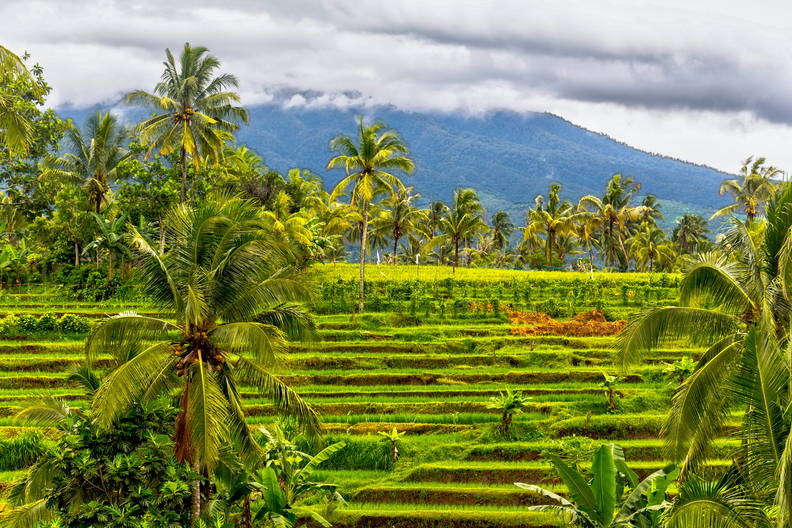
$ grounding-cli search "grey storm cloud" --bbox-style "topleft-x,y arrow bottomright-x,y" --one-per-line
2,0 -> 792,171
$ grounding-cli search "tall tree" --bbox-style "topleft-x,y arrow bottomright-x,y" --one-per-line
711,156 -> 780,223
326,117 -> 414,311
618,184 -> 792,523
628,224 -> 675,272
42,112 -> 130,213
672,213 -> 710,255
86,197 -> 320,522
435,189 -> 486,271
126,43 -> 249,202
371,186 -> 429,262
490,210 -> 514,251
524,184 -> 575,267
579,175 -> 646,269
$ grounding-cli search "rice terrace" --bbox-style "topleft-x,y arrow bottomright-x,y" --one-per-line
2,2 -> 792,527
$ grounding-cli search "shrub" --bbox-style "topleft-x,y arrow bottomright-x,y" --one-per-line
0,315 -> 18,335
15,314 -> 38,333
56,314 -> 91,334
37,313 -> 57,331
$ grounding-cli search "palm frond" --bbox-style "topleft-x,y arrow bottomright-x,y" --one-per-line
187,360 -> 230,472
617,306 -> 739,367
234,357 -> 320,435
91,342 -> 172,428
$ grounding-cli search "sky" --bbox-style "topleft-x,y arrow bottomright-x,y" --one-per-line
2,0 -> 792,173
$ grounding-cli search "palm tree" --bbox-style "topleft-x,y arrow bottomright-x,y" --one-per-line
639,194 -> 663,225
86,196 -> 320,522
629,224 -> 672,272
0,45 -> 35,157
490,210 -> 514,251
326,117 -> 414,311
370,186 -> 429,262
579,174 -> 646,269
126,43 -> 249,202
575,208 -> 602,275
434,189 -> 486,271
672,214 -> 710,255
524,184 -> 576,267
711,156 -> 780,223
41,112 -> 130,213
617,184 -> 792,523
428,201 -> 449,237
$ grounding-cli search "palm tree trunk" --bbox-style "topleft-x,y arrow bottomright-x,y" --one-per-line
393,233 -> 400,263
242,496 -> 253,528
359,201 -> 369,312
453,238 -> 459,273
191,459 -> 201,523
180,147 -> 188,203
74,242 -> 80,266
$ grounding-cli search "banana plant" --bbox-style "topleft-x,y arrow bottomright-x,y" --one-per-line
213,426 -> 346,528
378,427 -> 405,465
515,444 -> 676,527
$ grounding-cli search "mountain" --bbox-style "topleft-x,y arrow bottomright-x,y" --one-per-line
62,102 -> 733,227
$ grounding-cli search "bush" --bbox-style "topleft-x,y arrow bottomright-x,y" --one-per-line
15,314 -> 38,333
55,265 -> 126,301
36,313 -> 57,331
56,314 -> 91,334
0,315 -> 18,335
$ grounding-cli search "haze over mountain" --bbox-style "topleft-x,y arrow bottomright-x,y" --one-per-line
63,101 -> 733,227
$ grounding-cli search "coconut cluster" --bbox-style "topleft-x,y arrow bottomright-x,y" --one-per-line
171,332 -> 225,376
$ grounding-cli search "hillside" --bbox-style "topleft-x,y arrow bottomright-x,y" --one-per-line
62,102 -> 732,226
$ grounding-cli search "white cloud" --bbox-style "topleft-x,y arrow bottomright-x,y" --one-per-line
2,0 -> 792,173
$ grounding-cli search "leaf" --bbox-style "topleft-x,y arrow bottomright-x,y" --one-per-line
296,441 -> 346,481
590,445 -> 618,524
547,454 -> 598,520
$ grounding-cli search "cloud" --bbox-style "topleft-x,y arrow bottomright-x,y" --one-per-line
2,0 -> 792,172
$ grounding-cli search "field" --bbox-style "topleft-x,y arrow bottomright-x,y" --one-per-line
0,264 -> 709,527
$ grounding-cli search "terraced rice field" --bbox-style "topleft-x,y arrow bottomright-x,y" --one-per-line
0,267 -> 722,527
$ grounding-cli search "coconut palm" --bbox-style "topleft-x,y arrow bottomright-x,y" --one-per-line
86,196 -> 320,522
524,184 -> 576,267
434,189 -> 486,271
629,224 -> 672,272
491,210 -> 514,251
370,186 -> 429,262
617,184 -> 792,524
579,174 -> 646,269
326,117 -> 414,311
428,201 -> 449,237
711,156 -> 780,223
639,195 -> 663,225
672,214 -> 710,255
0,45 -> 34,157
126,43 -> 249,202
40,112 -> 130,213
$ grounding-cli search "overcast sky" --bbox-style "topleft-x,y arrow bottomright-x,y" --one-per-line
3,0 -> 792,173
